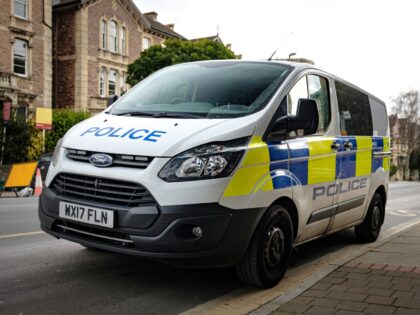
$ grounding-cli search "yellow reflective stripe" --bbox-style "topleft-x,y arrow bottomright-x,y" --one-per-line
307,139 -> 336,184
223,136 -> 273,197
356,136 -> 372,176
383,136 -> 390,171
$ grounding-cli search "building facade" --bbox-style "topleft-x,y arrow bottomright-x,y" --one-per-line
389,114 -> 420,180
52,0 -> 185,112
0,0 -> 53,118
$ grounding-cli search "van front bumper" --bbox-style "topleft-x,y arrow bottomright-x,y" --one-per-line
39,187 -> 264,267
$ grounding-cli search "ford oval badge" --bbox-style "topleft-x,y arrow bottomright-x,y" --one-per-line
89,153 -> 113,167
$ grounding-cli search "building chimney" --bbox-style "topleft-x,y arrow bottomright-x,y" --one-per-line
145,12 -> 158,21
166,23 -> 174,30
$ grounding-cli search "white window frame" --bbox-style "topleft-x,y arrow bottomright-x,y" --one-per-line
120,72 -> 125,93
13,39 -> 28,77
99,67 -> 106,97
108,69 -> 117,96
100,19 -> 107,50
14,0 -> 27,19
142,37 -> 151,51
121,27 -> 126,55
108,20 -> 118,53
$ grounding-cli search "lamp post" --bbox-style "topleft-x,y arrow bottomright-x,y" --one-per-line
288,52 -> 296,60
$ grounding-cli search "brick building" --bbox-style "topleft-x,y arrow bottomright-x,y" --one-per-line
0,0 -> 53,118
52,0 -> 185,112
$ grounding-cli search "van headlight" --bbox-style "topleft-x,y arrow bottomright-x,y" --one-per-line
159,137 -> 249,182
52,138 -> 63,166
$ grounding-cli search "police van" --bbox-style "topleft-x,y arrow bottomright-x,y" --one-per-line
39,60 -> 390,288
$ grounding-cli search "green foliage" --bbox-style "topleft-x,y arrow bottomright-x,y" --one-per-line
127,39 -> 237,86
390,163 -> 398,177
44,109 -> 90,153
27,109 -> 90,161
26,121 -> 43,161
0,118 -> 32,164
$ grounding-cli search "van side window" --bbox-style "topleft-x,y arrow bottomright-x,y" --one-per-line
308,75 -> 330,133
335,81 -> 373,136
286,75 -> 331,134
370,98 -> 388,136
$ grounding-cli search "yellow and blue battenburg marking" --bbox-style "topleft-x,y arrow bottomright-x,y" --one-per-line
223,135 -> 390,197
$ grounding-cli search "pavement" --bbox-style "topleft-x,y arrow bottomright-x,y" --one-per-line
255,222 -> 420,315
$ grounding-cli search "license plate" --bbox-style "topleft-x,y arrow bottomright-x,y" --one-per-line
59,202 -> 114,228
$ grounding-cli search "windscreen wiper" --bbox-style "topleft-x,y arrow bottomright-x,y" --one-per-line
113,111 -> 202,118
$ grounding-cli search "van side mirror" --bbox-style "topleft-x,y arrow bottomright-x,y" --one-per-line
269,98 -> 319,138
107,95 -> 119,107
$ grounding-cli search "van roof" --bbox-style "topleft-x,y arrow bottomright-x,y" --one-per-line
188,60 -> 385,105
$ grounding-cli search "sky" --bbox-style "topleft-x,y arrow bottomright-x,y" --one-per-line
134,0 -> 420,112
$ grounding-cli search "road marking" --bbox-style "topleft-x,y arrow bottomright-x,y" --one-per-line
0,231 -> 44,239
389,209 -> 418,217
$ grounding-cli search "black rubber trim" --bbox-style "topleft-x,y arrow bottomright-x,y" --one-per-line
307,196 -> 365,224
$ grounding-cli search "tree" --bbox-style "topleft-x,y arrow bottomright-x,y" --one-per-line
392,90 -> 420,180
126,39 -> 237,86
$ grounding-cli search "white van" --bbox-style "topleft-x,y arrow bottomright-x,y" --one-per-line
39,60 -> 390,288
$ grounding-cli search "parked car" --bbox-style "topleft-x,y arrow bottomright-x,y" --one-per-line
38,153 -> 53,181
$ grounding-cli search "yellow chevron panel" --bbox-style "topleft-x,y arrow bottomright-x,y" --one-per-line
356,136 -> 372,176
307,139 -> 336,184
383,136 -> 390,171
223,136 -> 273,197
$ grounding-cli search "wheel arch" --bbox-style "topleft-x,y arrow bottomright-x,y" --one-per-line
272,196 -> 299,241
374,185 -> 387,224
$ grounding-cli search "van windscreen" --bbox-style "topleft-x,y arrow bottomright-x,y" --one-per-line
111,61 -> 292,118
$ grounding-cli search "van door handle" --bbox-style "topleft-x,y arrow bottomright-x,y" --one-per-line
343,141 -> 353,151
331,141 -> 340,152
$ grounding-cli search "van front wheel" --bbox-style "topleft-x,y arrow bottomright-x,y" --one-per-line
236,205 -> 293,288
355,193 -> 384,243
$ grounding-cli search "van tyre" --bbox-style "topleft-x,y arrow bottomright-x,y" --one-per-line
355,193 -> 384,243
236,205 -> 293,288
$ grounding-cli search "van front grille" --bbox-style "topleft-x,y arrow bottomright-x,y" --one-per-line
66,149 -> 153,169
51,173 -> 155,208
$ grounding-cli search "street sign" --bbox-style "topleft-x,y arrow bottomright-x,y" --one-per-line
35,108 -> 52,130
3,102 -> 11,122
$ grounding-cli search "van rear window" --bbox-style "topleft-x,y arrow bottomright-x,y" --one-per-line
335,81 -> 373,136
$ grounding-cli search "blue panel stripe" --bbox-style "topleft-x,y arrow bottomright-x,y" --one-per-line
290,159 -> 308,185
339,153 -> 356,178
372,137 -> 383,152
267,142 -> 291,189
267,142 -> 289,161
337,136 -> 357,179
270,162 -> 292,189
372,137 -> 384,173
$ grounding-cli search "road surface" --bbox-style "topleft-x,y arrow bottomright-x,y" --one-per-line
0,181 -> 419,314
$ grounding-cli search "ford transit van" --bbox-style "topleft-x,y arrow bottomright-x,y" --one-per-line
39,60 -> 390,288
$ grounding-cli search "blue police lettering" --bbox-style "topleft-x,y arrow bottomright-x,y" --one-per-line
95,127 -> 114,136
144,130 -> 166,142
80,127 -> 99,136
108,127 -> 123,137
129,129 -> 149,139
80,126 -> 166,142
